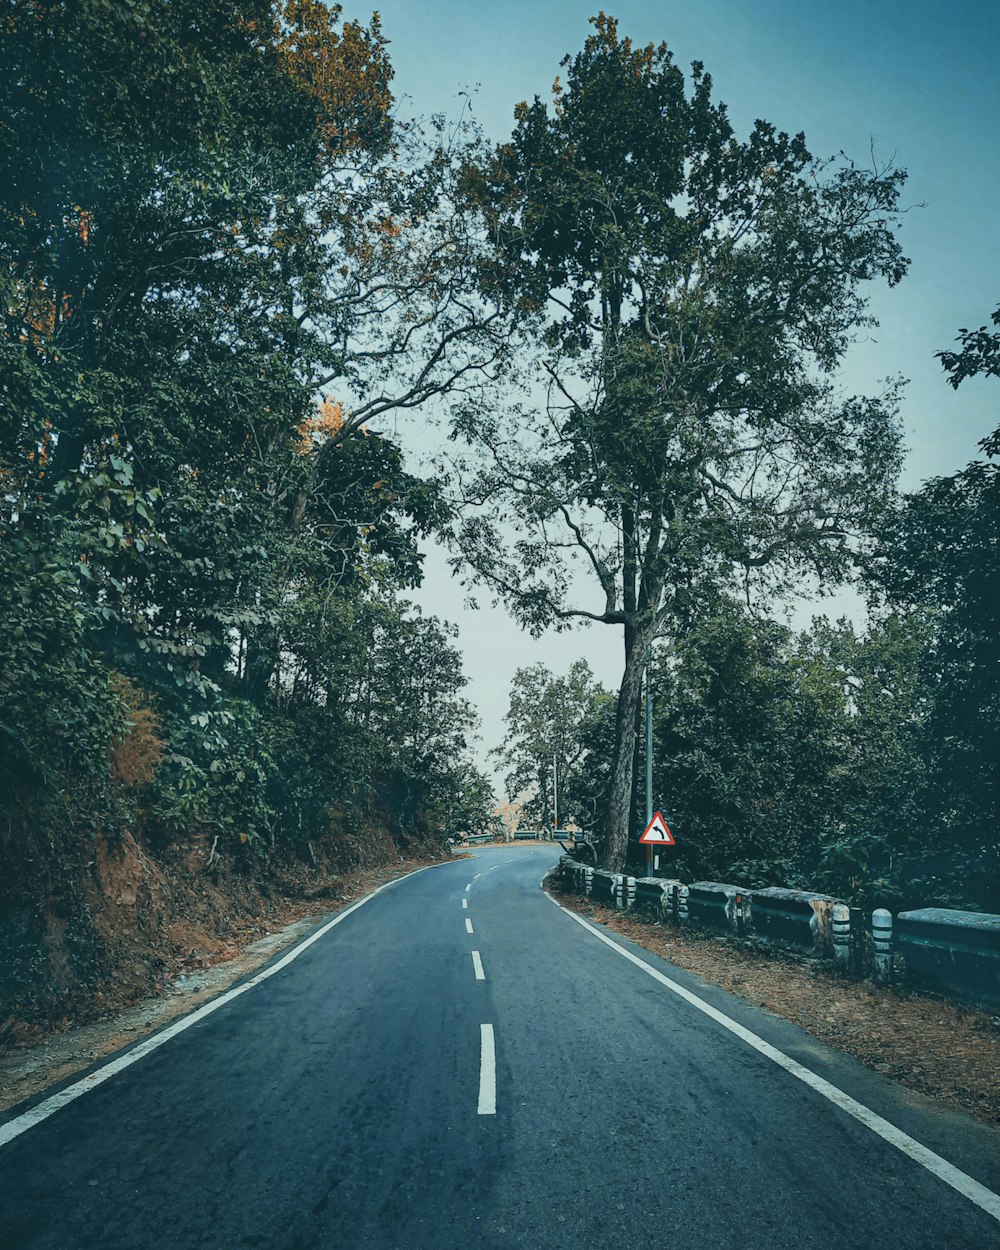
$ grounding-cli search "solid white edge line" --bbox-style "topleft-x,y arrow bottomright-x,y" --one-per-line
466,918 -> 474,934
471,950 -> 485,981
544,891 -> 1000,1225
0,864 -> 442,1151
478,1023 -> 496,1115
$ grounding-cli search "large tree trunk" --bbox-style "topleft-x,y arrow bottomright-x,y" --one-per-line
601,621 -> 650,870
629,683 -> 644,844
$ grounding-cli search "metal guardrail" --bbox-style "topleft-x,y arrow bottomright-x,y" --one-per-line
590,869 -> 615,906
633,877 -> 672,917
555,858 -> 1000,1010
611,875 -> 636,910
897,908 -> 1000,1007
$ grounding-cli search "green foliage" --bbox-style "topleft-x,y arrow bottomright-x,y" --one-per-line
0,524 -> 123,816
145,699 -> 276,851
866,301 -> 1000,910
568,604 -> 925,900
496,660 -> 613,832
815,832 -> 903,912
936,305 -> 1000,389
0,1 -> 496,877
451,14 -> 908,869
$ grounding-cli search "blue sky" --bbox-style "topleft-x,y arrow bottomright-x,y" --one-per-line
369,2 -> 1000,794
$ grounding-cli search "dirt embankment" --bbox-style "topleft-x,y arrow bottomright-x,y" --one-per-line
0,819 -> 447,1058
553,883 -> 1000,1128
0,853 -> 451,1113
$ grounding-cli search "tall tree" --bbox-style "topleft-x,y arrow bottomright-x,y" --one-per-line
0,1 -> 500,854
1,0 -> 504,707
495,660 -> 612,831
871,302 -> 1000,908
449,15 -> 908,869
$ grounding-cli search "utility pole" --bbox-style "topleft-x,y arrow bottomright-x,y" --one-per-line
552,754 -> 558,840
645,645 -> 653,875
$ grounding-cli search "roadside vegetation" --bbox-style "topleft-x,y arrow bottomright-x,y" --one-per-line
474,20 -> 998,912
2,4 -> 996,1038
498,294 -> 999,911
0,0 -> 499,1031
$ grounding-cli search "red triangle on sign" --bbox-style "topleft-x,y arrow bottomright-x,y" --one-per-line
639,811 -> 675,845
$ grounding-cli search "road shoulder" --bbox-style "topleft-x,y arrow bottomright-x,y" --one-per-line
549,878 -> 1000,1129
0,856 -> 445,1114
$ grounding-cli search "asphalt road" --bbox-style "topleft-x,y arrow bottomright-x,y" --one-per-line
2,844 -> 999,1249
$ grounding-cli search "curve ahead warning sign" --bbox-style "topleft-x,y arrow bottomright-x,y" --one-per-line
639,812 -> 675,845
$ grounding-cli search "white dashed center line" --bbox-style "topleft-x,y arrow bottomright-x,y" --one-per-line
471,950 -> 485,980
465,883 -> 472,893
462,898 -> 468,909
478,1024 -> 496,1115
465,918 -> 474,934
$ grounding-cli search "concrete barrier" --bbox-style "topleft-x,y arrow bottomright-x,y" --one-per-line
897,908 -> 1000,1008
633,878 -> 671,917
611,875 -> 636,910
687,882 -> 747,933
873,908 -> 893,985
551,858 -> 1000,1012
832,903 -> 851,970
590,869 -> 615,907
662,880 -> 684,922
558,855 -> 577,888
751,887 -> 837,955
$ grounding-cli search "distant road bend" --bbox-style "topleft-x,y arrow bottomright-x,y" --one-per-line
2,845 -> 999,1249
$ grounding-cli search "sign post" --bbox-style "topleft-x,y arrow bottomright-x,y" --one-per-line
639,812 -> 675,878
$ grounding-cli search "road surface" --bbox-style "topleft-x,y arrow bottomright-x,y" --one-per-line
1,844 -> 999,1248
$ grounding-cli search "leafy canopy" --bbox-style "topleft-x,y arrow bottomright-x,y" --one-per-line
450,14 -> 909,868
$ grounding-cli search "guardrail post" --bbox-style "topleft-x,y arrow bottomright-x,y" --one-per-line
832,903 -> 851,971
583,866 -> 594,897
873,908 -> 893,985
677,885 -> 689,924
734,891 -> 747,937
850,906 -> 865,977
625,876 -> 637,909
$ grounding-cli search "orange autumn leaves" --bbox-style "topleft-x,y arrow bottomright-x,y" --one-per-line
296,397 -> 346,454
275,1 -> 393,160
